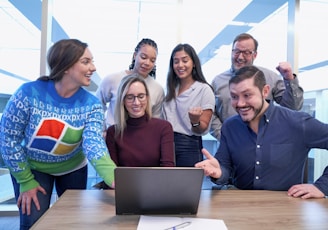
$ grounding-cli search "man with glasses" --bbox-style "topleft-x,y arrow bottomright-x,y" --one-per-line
210,33 -> 304,140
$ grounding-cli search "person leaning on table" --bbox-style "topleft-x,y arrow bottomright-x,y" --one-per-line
0,39 -> 116,229
195,65 -> 328,199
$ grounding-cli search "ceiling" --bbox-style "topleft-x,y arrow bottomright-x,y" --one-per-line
1,0 -> 328,94
7,0 -> 288,64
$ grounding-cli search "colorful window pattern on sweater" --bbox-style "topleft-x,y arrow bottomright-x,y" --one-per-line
28,118 -> 83,155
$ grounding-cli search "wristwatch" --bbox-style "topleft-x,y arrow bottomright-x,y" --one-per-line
191,121 -> 200,127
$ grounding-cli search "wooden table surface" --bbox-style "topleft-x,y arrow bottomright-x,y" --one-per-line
31,189 -> 328,230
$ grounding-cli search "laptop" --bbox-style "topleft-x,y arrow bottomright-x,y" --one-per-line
114,167 -> 204,215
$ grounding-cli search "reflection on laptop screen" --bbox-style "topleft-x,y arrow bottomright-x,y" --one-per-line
114,167 -> 204,215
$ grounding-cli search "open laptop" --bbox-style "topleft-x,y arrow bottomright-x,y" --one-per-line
114,167 -> 204,215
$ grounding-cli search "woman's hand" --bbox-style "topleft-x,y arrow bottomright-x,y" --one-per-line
17,186 -> 47,215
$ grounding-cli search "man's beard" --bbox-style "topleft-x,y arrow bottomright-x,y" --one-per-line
240,99 -> 265,123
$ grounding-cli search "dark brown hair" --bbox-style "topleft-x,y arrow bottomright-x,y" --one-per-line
165,43 -> 211,102
129,38 -> 158,78
38,39 -> 87,82
229,66 -> 266,91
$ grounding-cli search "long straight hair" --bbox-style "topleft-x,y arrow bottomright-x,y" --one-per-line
165,43 -> 211,102
114,74 -> 152,139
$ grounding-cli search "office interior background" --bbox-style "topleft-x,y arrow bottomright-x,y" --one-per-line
1,0 -> 328,210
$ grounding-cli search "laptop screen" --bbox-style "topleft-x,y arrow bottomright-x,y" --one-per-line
114,167 -> 204,215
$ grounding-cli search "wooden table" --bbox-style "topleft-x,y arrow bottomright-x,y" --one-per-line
31,189 -> 328,230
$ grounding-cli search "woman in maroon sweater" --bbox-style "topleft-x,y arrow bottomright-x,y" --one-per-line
106,74 -> 175,166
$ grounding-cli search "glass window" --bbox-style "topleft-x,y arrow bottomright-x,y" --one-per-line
1,0 -> 328,209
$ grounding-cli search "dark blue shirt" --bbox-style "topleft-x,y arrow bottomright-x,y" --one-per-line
214,101 -> 328,195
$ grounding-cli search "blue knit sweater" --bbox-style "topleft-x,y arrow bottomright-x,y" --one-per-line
0,80 -> 116,192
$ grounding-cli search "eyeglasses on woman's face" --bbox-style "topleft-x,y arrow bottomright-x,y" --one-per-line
124,93 -> 147,103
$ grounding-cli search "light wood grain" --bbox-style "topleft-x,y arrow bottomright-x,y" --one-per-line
30,189 -> 328,230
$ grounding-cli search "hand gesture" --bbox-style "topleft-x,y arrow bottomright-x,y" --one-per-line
287,184 -> 325,199
276,62 -> 294,80
17,186 -> 47,215
195,148 -> 222,179
188,106 -> 203,124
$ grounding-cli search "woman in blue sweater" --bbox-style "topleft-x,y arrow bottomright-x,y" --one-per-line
0,39 -> 116,229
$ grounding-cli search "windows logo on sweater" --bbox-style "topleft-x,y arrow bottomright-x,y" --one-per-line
28,118 -> 83,155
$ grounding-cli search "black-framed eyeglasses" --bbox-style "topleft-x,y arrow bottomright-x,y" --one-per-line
232,49 -> 255,57
124,93 -> 147,103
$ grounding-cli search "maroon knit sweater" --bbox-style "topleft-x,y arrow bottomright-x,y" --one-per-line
106,114 -> 175,166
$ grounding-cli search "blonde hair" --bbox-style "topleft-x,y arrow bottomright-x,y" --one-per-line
114,73 -> 152,139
